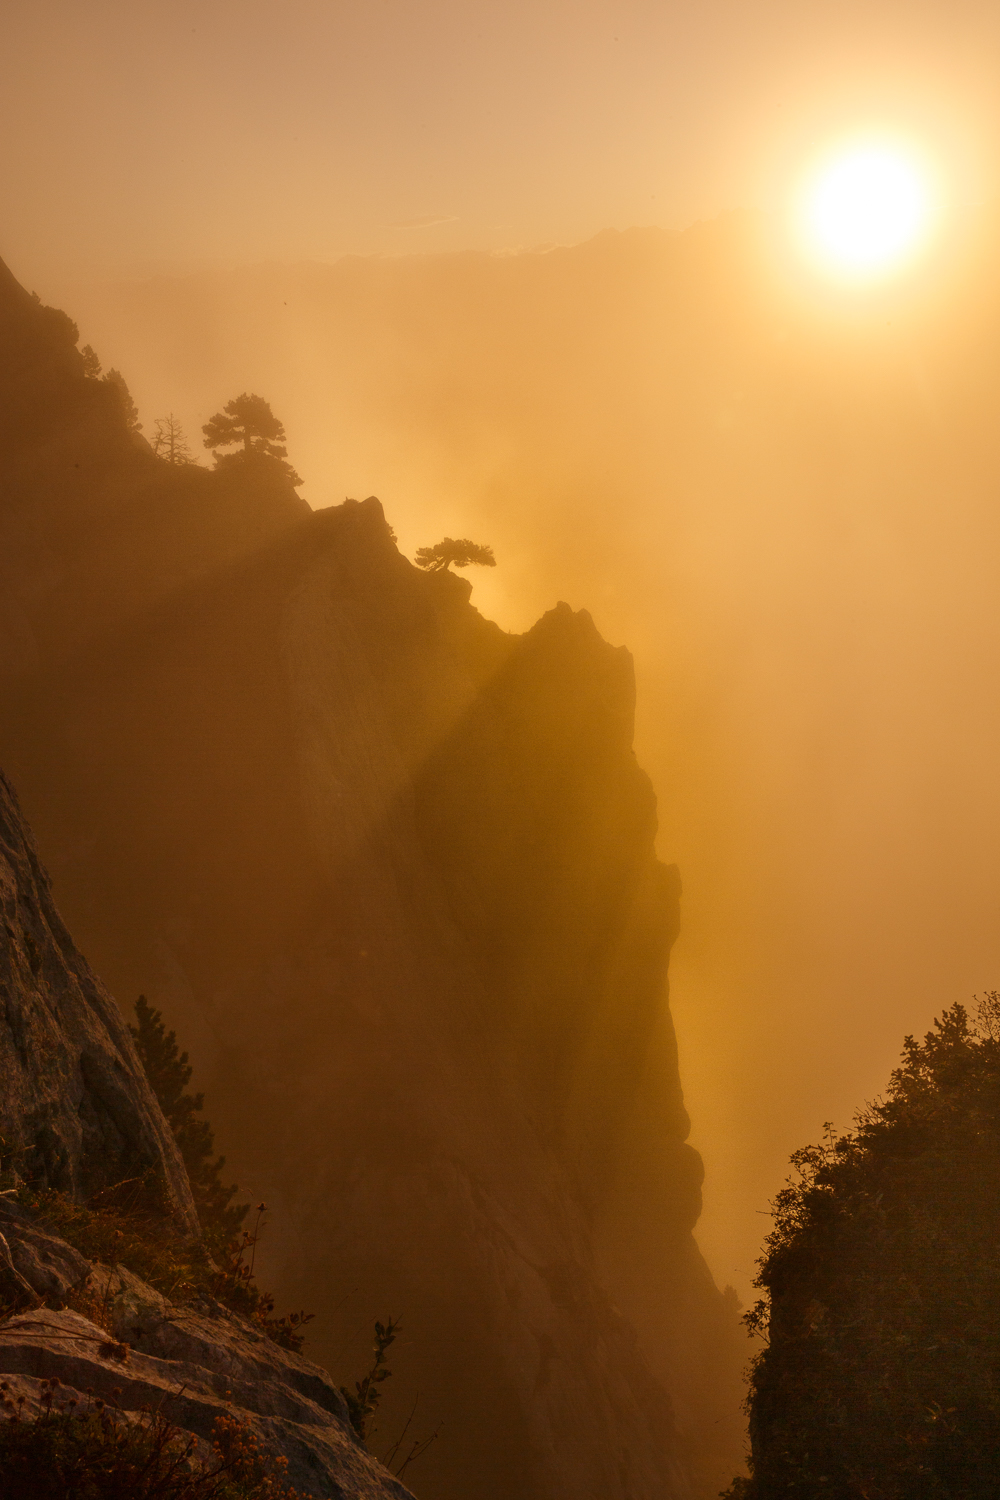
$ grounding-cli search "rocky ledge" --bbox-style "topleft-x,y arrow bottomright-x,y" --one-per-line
0,1201 -> 413,1500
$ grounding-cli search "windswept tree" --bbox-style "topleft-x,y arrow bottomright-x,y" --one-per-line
414,537 -> 496,573
102,367 -> 142,433
202,392 -> 302,486
151,413 -> 193,465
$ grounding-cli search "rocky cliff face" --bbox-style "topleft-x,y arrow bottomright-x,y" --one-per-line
0,256 -> 745,1497
0,772 -> 196,1232
0,764 -> 411,1499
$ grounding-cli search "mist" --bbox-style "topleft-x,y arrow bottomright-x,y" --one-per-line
34,209 -> 1000,1299
6,1 -> 1000,1492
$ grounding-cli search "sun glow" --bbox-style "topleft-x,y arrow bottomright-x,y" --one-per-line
794,139 -> 937,280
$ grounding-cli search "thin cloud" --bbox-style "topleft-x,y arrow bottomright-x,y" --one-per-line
390,215 -> 459,230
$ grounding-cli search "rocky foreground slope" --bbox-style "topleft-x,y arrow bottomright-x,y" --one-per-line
0,772 -> 411,1498
0,254 -> 746,1498
0,1216 -> 414,1500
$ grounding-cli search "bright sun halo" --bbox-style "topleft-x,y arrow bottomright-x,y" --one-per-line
795,140 -> 935,279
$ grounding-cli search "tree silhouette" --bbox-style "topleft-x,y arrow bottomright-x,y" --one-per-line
129,995 -> 248,1254
202,392 -> 301,485
102,368 -> 142,433
151,413 -> 193,465
414,537 -> 496,572
725,994 -> 1000,1499
80,344 -> 102,379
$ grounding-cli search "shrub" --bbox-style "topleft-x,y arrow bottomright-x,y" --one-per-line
13,1184 -> 313,1354
0,1378 -> 298,1498
340,1318 -> 399,1441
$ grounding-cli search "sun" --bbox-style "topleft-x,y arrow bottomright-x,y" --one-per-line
793,139 -> 936,280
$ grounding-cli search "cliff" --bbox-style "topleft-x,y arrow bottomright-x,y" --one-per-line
0,257 -> 745,1497
0,765 -> 412,1498
0,772 -> 196,1231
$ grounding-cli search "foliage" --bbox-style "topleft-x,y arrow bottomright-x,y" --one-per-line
151,415 -> 194,465
0,1377 -> 299,1498
201,394 -> 301,486
340,1318 -> 399,1441
81,344 -> 102,379
727,994 -> 1000,1499
101,369 -> 142,433
414,537 -> 496,572
15,1183 -> 311,1354
8,998 -> 313,1352
129,997 -> 248,1255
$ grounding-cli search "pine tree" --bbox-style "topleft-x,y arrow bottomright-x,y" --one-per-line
102,368 -> 142,433
414,537 -> 496,572
202,393 -> 301,486
129,997 -> 248,1252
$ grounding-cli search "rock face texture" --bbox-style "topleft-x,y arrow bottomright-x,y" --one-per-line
0,774 -> 411,1497
0,256 -> 746,1498
0,1207 -> 414,1499
0,773 -> 197,1233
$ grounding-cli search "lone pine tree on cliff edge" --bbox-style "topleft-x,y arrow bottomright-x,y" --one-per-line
202,392 -> 302,486
415,537 -> 496,572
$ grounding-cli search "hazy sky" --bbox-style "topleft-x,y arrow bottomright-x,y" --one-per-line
3,0 -> 1000,284
7,0 -> 1000,1307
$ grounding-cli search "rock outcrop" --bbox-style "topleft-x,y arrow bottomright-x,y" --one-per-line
0,782 -> 412,1499
0,1206 -> 414,1499
0,772 -> 197,1232
0,256 -> 746,1498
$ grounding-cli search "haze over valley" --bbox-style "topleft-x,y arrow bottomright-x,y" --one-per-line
4,2 -> 1000,1495
46,208 -> 1000,1299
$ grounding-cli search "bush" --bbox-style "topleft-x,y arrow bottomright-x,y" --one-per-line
13,1183 -> 313,1353
340,1318 -> 398,1441
0,1378 -> 298,1498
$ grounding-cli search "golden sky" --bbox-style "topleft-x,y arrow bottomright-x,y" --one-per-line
3,0 -> 1000,282
6,0 -> 1000,1304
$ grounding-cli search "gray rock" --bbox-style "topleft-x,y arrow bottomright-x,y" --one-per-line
0,1231 -> 35,1308
0,773 -> 197,1234
0,1300 -> 413,1499
0,1199 -> 90,1301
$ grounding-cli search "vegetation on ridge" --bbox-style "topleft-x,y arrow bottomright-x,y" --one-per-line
414,537 -> 496,572
151,414 -> 194,465
724,993 -> 1000,1499
202,393 -> 302,487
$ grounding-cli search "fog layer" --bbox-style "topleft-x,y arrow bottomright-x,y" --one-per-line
51,209 -> 1000,1295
